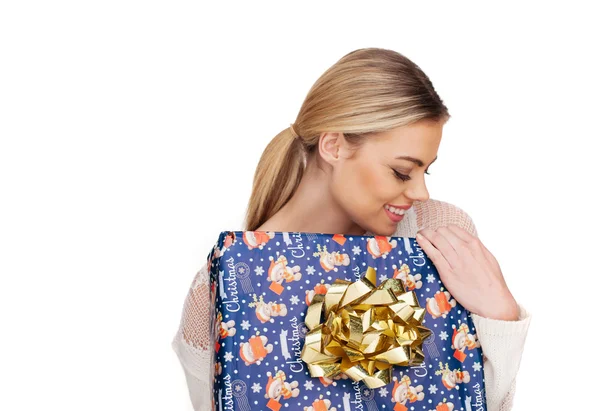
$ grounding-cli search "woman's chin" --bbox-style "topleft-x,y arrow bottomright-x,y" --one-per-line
372,221 -> 398,236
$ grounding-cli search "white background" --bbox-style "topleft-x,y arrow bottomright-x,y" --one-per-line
1,1 -> 598,410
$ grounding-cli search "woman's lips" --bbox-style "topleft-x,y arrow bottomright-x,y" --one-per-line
384,207 -> 405,222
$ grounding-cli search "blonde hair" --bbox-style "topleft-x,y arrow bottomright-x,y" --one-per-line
243,47 -> 450,231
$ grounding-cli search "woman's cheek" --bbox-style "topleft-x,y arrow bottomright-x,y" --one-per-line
356,163 -> 379,191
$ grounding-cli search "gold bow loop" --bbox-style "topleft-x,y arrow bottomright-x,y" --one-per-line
300,266 -> 432,388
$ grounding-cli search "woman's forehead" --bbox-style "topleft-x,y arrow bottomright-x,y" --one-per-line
362,126 -> 442,162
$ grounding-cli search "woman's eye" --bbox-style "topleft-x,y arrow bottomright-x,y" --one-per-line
393,169 -> 411,181
393,168 -> 432,181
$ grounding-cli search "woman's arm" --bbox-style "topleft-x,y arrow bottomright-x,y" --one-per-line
171,263 -> 214,411
412,199 -> 532,411
471,302 -> 532,411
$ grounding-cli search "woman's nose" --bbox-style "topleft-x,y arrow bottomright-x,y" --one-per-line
405,175 -> 429,203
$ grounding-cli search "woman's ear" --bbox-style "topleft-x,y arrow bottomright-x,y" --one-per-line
318,131 -> 344,166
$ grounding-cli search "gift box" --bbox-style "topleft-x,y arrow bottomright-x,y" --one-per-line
207,230 -> 488,411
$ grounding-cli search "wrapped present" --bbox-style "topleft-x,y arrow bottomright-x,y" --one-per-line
207,230 -> 488,411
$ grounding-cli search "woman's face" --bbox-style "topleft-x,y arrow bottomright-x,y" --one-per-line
323,120 -> 443,236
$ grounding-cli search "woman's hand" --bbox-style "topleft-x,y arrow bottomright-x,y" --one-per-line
416,224 -> 519,321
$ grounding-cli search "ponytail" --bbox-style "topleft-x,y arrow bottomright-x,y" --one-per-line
243,126 -> 305,231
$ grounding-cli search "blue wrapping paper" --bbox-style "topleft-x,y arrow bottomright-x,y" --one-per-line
208,230 -> 488,411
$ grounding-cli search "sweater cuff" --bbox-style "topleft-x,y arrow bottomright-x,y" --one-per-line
470,302 -> 532,337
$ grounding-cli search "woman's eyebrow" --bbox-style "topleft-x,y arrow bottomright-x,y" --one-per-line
394,155 -> 438,167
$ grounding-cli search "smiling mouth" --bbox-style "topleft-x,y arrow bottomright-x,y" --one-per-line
384,205 -> 405,222
384,204 -> 407,215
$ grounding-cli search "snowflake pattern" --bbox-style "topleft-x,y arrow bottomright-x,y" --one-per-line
254,266 -> 264,276
240,320 -> 251,330
290,295 -> 300,305
224,352 -> 233,362
306,265 -> 316,275
427,273 -> 435,283
439,330 -> 448,340
251,382 -> 261,393
352,245 -> 362,255
473,361 -> 482,372
428,384 -> 438,394
304,380 -> 314,390
378,387 -> 388,397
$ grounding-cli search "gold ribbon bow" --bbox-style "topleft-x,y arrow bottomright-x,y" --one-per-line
300,267 -> 432,388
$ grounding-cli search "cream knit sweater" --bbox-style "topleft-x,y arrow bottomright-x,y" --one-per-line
172,199 -> 532,411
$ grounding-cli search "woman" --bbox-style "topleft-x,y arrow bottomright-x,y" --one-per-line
172,47 -> 532,411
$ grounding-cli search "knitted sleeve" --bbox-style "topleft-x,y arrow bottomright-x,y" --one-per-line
471,303 -> 532,410
415,199 -> 532,411
171,263 -> 214,411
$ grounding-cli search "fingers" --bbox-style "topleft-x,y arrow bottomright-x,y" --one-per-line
419,227 -> 461,271
478,241 -> 504,280
416,231 -> 452,275
445,224 -> 475,242
446,224 -> 502,280
447,223 -> 497,263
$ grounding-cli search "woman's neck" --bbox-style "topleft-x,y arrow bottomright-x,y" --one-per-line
254,159 -> 368,235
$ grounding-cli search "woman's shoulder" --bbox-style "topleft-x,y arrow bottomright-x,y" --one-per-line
412,198 -> 479,237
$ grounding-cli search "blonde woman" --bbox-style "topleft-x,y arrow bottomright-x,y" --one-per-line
172,47 -> 532,411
